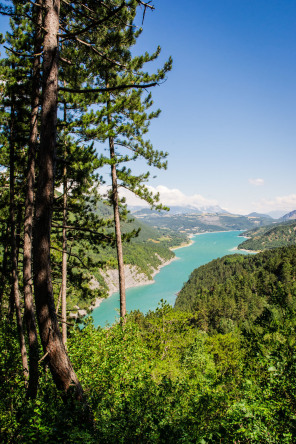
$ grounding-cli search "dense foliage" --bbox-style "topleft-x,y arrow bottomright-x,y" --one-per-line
1,286 -> 296,442
1,243 -> 296,442
238,220 -> 296,251
175,245 -> 296,333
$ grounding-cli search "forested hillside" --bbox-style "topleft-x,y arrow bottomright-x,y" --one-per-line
175,245 -> 296,332
238,220 -> 296,251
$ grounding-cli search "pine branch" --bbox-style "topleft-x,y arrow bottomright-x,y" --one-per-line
59,32 -> 128,69
0,5 -> 14,16
60,82 -> 158,94
51,246 -> 89,268
60,2 -> 126,40
62,0 -> 96,17
61,0 -> 112,22
51,223 -> 113,240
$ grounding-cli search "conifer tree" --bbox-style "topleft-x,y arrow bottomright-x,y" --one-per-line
56,0 -> 170,321
8,85 -> 29,381
32,0 -> 87,400
79,16 -> 172,319
21,0 -> 42,398
52,105 -> 112,333
0,3 -> 40,378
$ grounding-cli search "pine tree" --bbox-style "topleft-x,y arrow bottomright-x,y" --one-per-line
22,0 -> 42,398
55,0 -> 170,322
0,9 -> 37,382
78,13 -> 172,319
8,83 -> 29,381
31,0 -> 88,401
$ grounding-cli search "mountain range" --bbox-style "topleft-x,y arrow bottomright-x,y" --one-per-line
129,205 -> 226,215
130,205 -> 296,235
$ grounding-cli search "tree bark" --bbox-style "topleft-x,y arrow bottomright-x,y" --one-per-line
0,225 -> 9,314
23,0 -> 42,399
9,91 -> 29,382
109,134 -> 126,321
61,104 -> 67,346
33,0 -> 84,399
106,91 -> 126,322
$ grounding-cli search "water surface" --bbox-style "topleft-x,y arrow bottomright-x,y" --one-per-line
92,230 -> 247,327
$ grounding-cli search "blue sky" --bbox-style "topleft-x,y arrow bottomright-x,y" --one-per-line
1,1 -> 295,215
129,0 -> 296,215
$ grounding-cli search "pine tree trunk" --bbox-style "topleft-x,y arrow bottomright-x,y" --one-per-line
61,133 -> 67,347
109,135 -> 126,321
33,0 -> 84,399
9,93 -> 29,382
0,226 -> 9,314
23,1 -> 42,399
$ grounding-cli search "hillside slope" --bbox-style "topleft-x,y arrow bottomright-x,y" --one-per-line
281,209 -> 296,221
238,220 -> 296,251
175,245 -> 296,333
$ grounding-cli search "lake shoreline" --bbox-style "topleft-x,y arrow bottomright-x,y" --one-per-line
77,232 -> 246,318
235,247 -> 261,254
92,230 -> 246,327
90,256 -> 180,311
90,236 -> 195,311
90,232 -> 240,311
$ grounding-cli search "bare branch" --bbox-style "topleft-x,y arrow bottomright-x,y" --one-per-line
38,351 -> 49,363
4,46 -> 43,58
136,0 -> 154,10
57,314 -> 74,326
59,56 -> 74,65
28,0 -> 42,8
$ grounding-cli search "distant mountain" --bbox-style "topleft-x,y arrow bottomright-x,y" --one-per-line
280,210 -> 296,221
166,206 -> 203,215
130,207 -> 161,216
130,205 -> 227,216
247,212 -> 274,220
128,205 -> 150,214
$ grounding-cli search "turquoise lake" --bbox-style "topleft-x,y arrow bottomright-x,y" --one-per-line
91,230 -> 248,328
